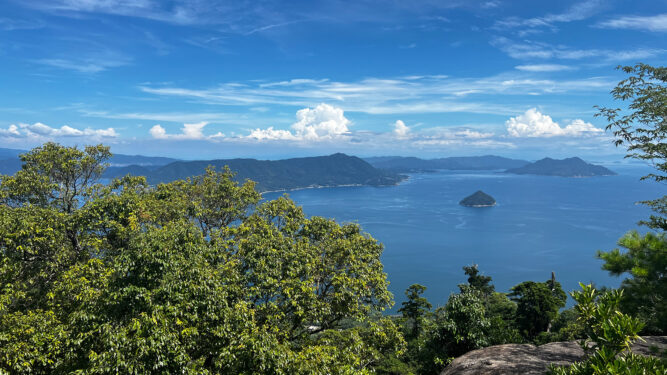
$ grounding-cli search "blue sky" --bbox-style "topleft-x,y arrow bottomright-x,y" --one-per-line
0,0 -> 665,160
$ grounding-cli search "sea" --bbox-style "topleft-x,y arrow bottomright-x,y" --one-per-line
264,164 -> 664,311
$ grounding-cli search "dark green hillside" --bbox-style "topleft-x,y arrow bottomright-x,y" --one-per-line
505,157 -> 616,177
459,190 -> 496,207
108,153 -> 405,192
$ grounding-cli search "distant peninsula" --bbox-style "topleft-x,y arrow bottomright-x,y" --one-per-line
0,148 -> 405,192
505,157 -> 616,177
460,191 -> 496,207
364,155 -> 529,173
105,153 -> 405,192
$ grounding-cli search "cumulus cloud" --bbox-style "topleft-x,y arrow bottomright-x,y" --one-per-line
393,120 -> 410,138
506,108 -> 603,137
247,103 -> 350,141
247,127 -> 296,141
0,122 -> 117,139
291,103 -> 350,140
0,125 -> 21,137
149,121 -> 225,140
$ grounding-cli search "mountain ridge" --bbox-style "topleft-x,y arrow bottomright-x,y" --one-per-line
104,153 -> 405,192
505,157 -> 616,177
364,155 -> 530,172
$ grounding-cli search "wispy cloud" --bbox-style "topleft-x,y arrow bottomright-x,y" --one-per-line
491,37 -> 665,62
515,64 -> 575,72
494,0 -> 604,32
80,110 -> 250,124
0,17 -> 44,30
35,58 -> 125,73
595,13 -> 667,32
20,0 -> 485,35
34,50 -> 131,73
138,73 -> 614,116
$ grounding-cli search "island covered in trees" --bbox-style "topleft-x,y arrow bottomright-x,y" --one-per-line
505,157 -> 616,177
459,190 -> 497,207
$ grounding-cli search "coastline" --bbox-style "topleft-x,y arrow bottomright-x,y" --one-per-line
260,175 -> 410,195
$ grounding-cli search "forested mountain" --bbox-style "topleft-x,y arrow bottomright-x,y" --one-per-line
364,155 -> 529,172
505,157 -> 616,177
104,153 -> 405,192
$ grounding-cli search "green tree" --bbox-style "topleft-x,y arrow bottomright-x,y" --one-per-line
421,287 -> 491,374
550,284 -> 665,375
399,284 -> 432,339
596,63 -> 666,231
509,279 -> 566,339
461,264 -> 494,296
597,231 -> 667,334
458,265 -> 520,345
0,143 -> 397,374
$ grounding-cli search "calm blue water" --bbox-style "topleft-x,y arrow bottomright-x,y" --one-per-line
264,165 -> 664,311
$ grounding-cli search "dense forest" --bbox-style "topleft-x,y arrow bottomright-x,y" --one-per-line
0,65 -> 664,374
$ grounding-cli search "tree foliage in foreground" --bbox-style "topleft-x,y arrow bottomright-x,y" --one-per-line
550,284 -> 666,375
0,143 -> 402,374
595,63 -> 666,336
509,279 -> 566,339
596,63 -> 667,231
597,231 -> 667,334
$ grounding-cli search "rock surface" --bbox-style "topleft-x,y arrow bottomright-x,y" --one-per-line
441,336 -> 666,375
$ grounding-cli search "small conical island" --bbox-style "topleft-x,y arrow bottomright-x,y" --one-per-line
460,190 -> 496,207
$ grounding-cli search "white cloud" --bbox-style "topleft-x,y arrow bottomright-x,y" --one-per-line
0,125 -> 21,137
515,64 -> 574,72
393,120 -> 410,138
506,108 -> 603,137
454,129 -> 494,138
494,0 -> 603,31
292,103 -> 350,140
149,121 -> 223,140
480,1 -> 500,9
492,37 -> 665,62
0,122 -> 117,139
596,14 -> 667,32
149,124 -> 167,139
247,127 -> 297,141
247,103 -> 350,141
141,73 -> 613,117
35,52 -> 131,73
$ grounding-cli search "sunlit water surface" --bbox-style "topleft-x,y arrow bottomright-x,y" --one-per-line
264,165 -> 663,310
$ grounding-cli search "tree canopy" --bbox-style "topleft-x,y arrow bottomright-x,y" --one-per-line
0,142 -> 399,374
596,63 -> 667,231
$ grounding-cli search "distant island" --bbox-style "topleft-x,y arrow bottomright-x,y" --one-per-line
460,191 -> 496,207
364,155 -> 529,172
0,148 -> 616,192
505,157 -> 616,177
0,148 -> 404,192
108,153 -> 406,192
